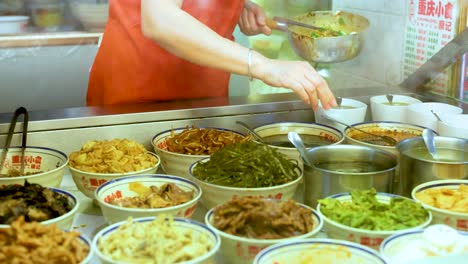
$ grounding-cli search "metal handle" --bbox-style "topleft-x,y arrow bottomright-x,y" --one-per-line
0,107 -> 29,175
266,17 -> 288,32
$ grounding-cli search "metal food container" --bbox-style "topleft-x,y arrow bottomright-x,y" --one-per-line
302,145 -> 398,207
398,137 -> 468,197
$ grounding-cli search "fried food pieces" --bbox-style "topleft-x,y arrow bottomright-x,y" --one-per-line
0,217 -> 89,264
69,139 -> 158,173
415,184 -> 468,213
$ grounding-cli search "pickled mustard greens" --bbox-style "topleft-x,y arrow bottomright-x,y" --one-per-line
192,141 -> 301,188
319,189 -> 428,231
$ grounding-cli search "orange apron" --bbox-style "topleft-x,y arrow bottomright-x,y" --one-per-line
87,0 -> 245,106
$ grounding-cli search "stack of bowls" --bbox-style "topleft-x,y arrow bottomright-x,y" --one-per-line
94,174 -> 202,224
0,146 -> 68,187
314,98 -> 368,132
407,102 -> 463,132
370,94 -> 422,122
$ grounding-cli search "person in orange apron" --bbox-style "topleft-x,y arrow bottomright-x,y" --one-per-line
87,0 -> 337,110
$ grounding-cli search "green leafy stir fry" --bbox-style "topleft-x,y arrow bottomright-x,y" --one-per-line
192,141 -> 301,188
319,189 -> 429,231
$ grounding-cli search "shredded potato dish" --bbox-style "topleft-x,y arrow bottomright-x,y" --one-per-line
0,217 -> 89,264
98,216 -> 213,263
69,139 -> 158,173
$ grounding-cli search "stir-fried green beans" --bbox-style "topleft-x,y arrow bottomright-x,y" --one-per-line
192,141 -> 301,188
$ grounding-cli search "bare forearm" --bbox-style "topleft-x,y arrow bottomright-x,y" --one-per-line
141,0 -> 262,77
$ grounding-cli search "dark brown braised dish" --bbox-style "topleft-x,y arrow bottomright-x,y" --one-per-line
212,196 -> 314,239
0,181 -> 72,225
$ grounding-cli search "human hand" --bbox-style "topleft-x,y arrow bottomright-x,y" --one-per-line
239,1 -> 272,36
251,55 -> 337,110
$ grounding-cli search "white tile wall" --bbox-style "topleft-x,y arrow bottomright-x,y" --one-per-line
331,0 -> 408,87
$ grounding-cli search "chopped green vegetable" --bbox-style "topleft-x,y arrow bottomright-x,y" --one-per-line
192,141 -> 300,188
338,17 -> 346,26
319,189 -> 429,231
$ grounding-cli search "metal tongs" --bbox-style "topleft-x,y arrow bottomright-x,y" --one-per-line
0,107 -> 29,177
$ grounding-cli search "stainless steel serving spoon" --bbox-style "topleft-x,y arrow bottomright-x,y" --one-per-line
235,121 -> 265,143
386,94 -> 394,104
320,114 -> 397,146
287,131 -> 313,167
422,128 -> 438,160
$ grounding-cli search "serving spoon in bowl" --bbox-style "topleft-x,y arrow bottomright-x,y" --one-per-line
422,128 -> 438,160
320,114 -> 397,146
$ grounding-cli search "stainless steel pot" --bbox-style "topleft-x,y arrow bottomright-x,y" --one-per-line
267,11 -> 370,63
302,145 -> 398,207
398,136 -> 468,197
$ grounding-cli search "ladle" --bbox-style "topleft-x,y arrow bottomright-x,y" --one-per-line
422,128 -> 438,160
287,131 -> 313,167
0,107 -> 29,177
320,114 -> 397,146
336,97 -> 343,108
431,110 -> 443,122
235,121 -> 265,143
386,94 -> 394,104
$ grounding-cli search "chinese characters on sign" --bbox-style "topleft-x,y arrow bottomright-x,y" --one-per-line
404,0 -> 460,94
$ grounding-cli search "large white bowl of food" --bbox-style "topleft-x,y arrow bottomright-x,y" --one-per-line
253,238 -> 386,264
0,181 -> 79,230
317,189 -> 432,250
92,216 -> 220,264
0,217 -> 92,264
0,146 -> 68,187
69,138 -> 160,199
152,126 -> 249,177
412,179 -> 468,231
95,174 -> 202,224
189,141 -> 303,209
380,224 -> 468,264
205,196 -> 323,264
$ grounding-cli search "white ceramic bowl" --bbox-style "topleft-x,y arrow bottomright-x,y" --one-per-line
407,102 -> 463,132
0,146 -> 68,187
205,203 -> 323,264
189,158 -> 303,209
253,238 -> 386,264
95,174 -> 202,224
315,98 -> 368,132
412,180 -> 468,231
71,2 -> 109,32
78,234 -> 93,264
152,127 -> 246,178
0,16 -> 28,34
253,122 -> 344,167
317,192 -> 432,250
380,225 -> 468,264
69,152 -> 160,199
92,216 -> 221,264
0,187 -> 79,230
344,121 -> 431,156
370,94 -> 422,122
438,115 -> 468,139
